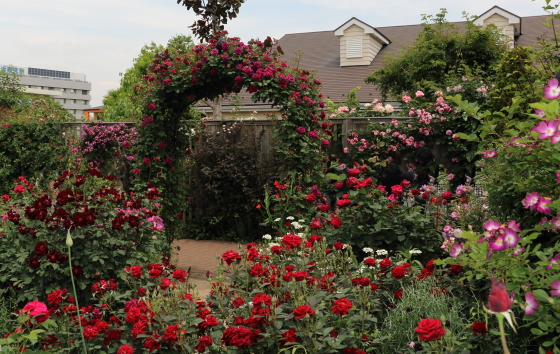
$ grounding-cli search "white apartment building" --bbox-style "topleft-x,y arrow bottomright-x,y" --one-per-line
1,64 -> 91,120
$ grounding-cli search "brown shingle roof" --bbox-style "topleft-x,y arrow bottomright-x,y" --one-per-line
220,12 -> 554,107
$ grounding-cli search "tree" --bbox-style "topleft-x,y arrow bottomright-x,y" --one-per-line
102,35 -> 196,122
365,9 -> 508,99
176,0 -> 245,42
0,67 -> 27,110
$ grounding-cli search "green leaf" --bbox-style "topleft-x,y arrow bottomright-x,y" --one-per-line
532,289 -> 549,302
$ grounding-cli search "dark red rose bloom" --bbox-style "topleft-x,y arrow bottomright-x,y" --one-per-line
34,241 -> 48,257
391,265 -> 407,279
160,278 -> 172,290
333,242 -> 344,250
281,234 -> 302,249
137,287 -> 147,297
28,256 -> 40,269
411,189 -> 421,196
144,336 -> 161,352
117,344 -> 135,354
333,181 -> 344,189
125,265 -> 143,279
72,264 -> 84,278
293,305 -> 315,319
351,277 -> 371,288
195,336 -> 213,353
379,258 -> 392,269
343,348 -> 366,354
370,284 -> 379,291
252,293 -> 272,307
471,321 -> 487,335
316,203 -> 330,211
449,264 -> 463,275
221,326 -> 256,349
47,289 -> 68,307
364,257 -> 376,267
83,325 -> 100,340
222,250 -> 241,265
172,269 -> 188,282
163,324 -> 180,344
280,329 -> 297,347
394,289 -> 403,300
198,315 -> 219,332
308,234 -> 322,243
415,318 -> 446,341
487,279 -> 512,313
270,245 -> 284,255
232,297 -> 245,308
103,330 -> 123,345
294,271 -> 309,281
332,298 -> 353,315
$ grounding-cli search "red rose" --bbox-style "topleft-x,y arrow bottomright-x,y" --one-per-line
449,264 -> 462,275
347,168 -> 360,177
21,300 -> 49,323
487,279 -> 512,313
117,344 -> 135,354
333,242 -> 344,250
316,203 -> 330,212
172,269 -> 188,282
391,265 -> 407,279
336,199 -> 352,208
14,185 -> 25,194
441,192 -> 453,200
137,287 -> 147,297
148,103 -> 156,111
379,258 -> 392,269
1,194 -> 10,201
195,336 -> 213,353
414,318 -> 446,341
281,234 -> 302,249
221,250 -> 241,266
364,257 -> 376,267
331,298 -> 353,315
471,321 -> 487,335
34,241 -> 48,257
221,326 -> 255,348
293,305 -> 315,319
304,194 -> 316,203
160,278 -> 172,290
333,182 -> 344,189
391,185 -> 403,196
280,329 -> 297,346
351,277 -> 371,288
394,289 -> 403,299
330,217 -> 342,229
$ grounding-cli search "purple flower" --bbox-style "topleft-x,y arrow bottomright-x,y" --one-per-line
531,120 -> 559,140
513,248 -> 526,256
535,109 -> 546,118
546,253 -> 560,270
543,78 -> 560,100
551,280 -> 560,297
296,126 -> 306,135
524,291 -> 539,315
449,242 -> 463,257
489,235 -> 507,252
556,171 -> 560,183
503,228 -> 520,249
522,192 -> 540,210
481,150 -> 497,158
536,197 -> 552,215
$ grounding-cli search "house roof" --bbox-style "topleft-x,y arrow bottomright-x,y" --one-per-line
218,10 -> 553,108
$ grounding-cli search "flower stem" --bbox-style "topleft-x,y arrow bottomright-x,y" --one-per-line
68,245 -> 88,354
497,315 -> 510,354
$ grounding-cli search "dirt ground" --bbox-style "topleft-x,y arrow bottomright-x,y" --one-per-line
171,239 -> 245,299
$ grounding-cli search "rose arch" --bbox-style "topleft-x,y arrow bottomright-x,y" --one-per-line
132,34 -> 332,238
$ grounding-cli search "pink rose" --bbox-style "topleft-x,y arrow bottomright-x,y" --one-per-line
22,300 -> 49,323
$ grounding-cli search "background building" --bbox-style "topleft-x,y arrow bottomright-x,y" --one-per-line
0,64 -> 91,120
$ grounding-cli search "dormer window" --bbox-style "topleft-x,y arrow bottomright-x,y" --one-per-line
335,18 -> 390,67
474,6 -> 521,48
346,38 -> 363,58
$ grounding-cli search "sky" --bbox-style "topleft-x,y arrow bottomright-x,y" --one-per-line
1,0 -> 552,107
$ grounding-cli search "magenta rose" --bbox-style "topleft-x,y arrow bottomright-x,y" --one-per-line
21,300 -> 49,323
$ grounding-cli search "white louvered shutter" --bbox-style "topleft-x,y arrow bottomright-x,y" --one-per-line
346,37 -> 362,58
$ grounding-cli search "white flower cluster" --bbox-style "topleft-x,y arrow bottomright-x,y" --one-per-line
274,218 -> 281,222
262,234 -> 272,240
376,249 -> 388,256
409,249 -> 422,255
286,216 -> 295,221
362,247 -> 374,254
268,243 -> 280,248
291,221 -> 302,229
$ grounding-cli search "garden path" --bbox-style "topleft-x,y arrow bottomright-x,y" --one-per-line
171,239 -> 245,299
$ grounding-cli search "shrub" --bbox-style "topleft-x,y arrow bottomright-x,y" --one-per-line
186,121 -> 276,241
0,170 -> 168,306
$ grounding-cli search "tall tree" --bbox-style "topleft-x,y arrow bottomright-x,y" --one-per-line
365,9 -> 508,99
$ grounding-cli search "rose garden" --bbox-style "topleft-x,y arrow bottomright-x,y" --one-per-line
1,2 -> 560,354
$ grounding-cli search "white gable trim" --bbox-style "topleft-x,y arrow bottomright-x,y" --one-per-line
335,18 -> 390,45
474,7 -> 520,26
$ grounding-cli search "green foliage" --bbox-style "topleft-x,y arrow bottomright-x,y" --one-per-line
102,35 -> 197,122
186,121 -> 276,241
365,9 -> 508,99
